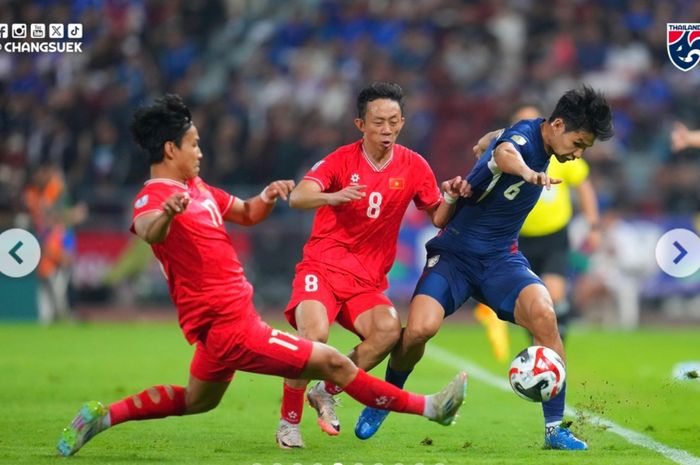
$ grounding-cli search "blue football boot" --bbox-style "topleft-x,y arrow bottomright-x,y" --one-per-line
354,407 -> 390,440
544,424 -> 588,450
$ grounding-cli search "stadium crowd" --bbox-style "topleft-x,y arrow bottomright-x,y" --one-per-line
2,0 -> 700,212
1,0 -> 699,319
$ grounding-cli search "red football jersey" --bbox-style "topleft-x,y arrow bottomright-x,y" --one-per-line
130,177 -> 253,343
302,140 -> 441,288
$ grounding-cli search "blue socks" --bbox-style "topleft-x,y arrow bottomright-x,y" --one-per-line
542,382 -> 566,425
385,364 -> 412,388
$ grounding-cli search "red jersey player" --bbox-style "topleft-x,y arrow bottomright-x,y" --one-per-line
276,82 -> 470,448
56,94 -> 467,457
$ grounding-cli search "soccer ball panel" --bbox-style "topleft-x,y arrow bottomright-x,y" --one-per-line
508,346 -> 566,402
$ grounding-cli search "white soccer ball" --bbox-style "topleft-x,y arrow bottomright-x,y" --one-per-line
508,346 -> 566,402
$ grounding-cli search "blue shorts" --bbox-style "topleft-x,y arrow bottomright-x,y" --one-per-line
413,247 -> 544,323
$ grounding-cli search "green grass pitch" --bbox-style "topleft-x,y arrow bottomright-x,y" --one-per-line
0,321 -> 698,465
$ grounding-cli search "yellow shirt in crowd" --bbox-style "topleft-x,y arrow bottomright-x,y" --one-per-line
520,158 -> 589,237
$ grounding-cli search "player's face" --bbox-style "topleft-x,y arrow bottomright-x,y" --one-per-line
170,125 -> 202,180
355,99 -> 405,152
548,118 -> 595,163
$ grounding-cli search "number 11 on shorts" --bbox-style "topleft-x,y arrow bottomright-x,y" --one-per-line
268,329 -> 300,351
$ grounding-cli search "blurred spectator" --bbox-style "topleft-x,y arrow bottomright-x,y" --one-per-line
1,0 -> 697,216
1,0 -> 699,315
24,165 -> 87,323
571,205 -> 659,329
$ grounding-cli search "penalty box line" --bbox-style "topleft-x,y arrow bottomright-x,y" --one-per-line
426,345 -> 700,465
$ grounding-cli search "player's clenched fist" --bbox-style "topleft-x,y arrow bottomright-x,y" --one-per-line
162,192 -> 191,217
327,184 -> 366,206
262,180 -> 296,203
441,176 -> 472,198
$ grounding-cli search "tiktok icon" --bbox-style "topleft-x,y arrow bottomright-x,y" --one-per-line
67,23 -> 82,39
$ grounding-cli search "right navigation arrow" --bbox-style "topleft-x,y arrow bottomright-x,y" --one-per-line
672,240 -> 688,264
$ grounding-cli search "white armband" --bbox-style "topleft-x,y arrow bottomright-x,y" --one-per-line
443,192 -> 458,205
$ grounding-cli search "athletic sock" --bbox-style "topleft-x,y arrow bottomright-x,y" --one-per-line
322,380 -> 344,395
385,363 -> 412,388
343,369 -> 424,415
542,382 -> 566,425
280,383 -> 305,424
109,385 -> 186,426
323,359 -> 413,395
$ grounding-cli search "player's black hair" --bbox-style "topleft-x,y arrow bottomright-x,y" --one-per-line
130,94 -> 193,164
549,85 -> 614,141
356,82 -> 405,119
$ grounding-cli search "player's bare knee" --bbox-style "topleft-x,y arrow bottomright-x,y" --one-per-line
405,319 -> 440,345
297,322 -> 329,343
368,314 -> 401,351
321,347 -> 354,375
529,306 -> 559,340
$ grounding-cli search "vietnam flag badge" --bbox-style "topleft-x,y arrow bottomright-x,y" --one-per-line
389,177 -> 405,190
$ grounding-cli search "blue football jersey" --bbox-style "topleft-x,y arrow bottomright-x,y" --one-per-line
429,118 -> 551,256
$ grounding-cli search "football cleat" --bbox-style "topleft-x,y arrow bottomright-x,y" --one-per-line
354,407 -> 390,440
430,371 -> 468,426
307,382 -> 340,435
275,421 -> 305,449
57,401 -> 109,456
544,424 -> 588,450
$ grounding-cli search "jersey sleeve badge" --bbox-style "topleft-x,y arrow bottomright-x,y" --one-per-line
427,254 -> 440,268
134,194 -> 149,209
510,135 -> 527,146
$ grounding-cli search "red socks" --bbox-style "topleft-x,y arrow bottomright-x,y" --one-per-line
343,369 -> 425,415
323,381 -> 344,395
280,383 -> 305,424
109,385 -> 186,426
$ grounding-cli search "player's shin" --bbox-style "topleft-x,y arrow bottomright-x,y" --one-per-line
385,363 -> 412,388
109,385 -> 186,425
542,382 -> 566,427
342,369 -> 425,415
280,382 -> 306,424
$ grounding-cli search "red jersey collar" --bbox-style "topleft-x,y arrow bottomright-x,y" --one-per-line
360,141 -> 394,172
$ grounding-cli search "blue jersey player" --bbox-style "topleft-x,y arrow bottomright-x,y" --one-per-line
355,86 -> 614,450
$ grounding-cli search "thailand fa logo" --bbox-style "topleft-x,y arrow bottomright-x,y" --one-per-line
667,23 -> 700,72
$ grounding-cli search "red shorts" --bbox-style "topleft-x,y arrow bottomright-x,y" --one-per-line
190,311 -> 314,383
284,260 -> 393,336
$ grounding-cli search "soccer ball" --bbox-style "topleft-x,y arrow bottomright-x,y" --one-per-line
508,346 -> 566,402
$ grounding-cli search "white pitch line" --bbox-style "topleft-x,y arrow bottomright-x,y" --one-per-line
426,345 -> 700,465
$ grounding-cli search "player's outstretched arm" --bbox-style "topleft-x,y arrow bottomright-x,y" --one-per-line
493,142 -> 562,189
224,180 -> 295,226
289,179 -> 366,209
134,192 -> 190,244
